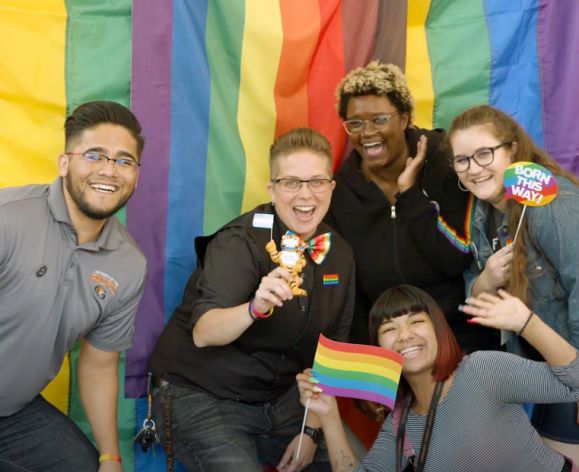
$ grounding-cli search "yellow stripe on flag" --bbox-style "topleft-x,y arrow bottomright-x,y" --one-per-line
0,1 -> 67,187
315,350 -> 401,379
406,0 -> 434,129
238,0 -> 283,212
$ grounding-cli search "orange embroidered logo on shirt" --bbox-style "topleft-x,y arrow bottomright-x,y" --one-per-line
90,271 -> 119,296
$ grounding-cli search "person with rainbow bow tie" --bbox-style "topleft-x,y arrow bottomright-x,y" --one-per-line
149,128 -> 356,472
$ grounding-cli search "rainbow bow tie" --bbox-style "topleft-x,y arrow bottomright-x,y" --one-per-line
301,232 -> 332,265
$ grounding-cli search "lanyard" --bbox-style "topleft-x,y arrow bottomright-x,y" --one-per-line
396,380 -> 444,472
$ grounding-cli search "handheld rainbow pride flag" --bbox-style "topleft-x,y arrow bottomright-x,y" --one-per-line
312,334 -> 404,410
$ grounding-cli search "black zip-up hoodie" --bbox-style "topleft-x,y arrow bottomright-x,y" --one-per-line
325,127 -> 499,352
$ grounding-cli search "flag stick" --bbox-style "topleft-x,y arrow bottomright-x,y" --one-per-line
296,397 -> 311,460
512,205 -> 528,244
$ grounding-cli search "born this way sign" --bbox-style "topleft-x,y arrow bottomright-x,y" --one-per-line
503,161 -> 558,206
503,162 -> 558,243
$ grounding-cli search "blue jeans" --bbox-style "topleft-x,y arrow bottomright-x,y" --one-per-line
0,395 -> 98,472
152,382 -> 330,472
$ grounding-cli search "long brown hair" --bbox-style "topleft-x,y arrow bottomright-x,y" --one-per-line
448,105 -> 579,303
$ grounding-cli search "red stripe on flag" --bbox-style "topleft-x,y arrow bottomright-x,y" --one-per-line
318,334 -> 404,364
308,0 -> 346,171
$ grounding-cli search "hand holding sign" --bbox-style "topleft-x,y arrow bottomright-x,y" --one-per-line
503,162 -> 558,242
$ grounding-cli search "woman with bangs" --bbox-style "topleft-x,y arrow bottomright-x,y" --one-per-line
297,285 -> 579,471
448,105 -> 579,458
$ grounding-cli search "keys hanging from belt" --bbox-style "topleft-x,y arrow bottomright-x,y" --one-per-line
133,373 -> 161,452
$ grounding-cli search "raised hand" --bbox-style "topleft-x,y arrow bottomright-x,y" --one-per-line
397,134 -> 427,193
461,289 -> 531,333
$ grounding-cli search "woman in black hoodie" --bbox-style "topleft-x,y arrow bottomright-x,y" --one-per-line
326,61 -> 497,353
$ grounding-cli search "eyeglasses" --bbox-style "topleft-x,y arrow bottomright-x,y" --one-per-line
66,151 -> 141,170
342,112 -> 399,135
271,178 -> 334,193
452,143 -> 510,173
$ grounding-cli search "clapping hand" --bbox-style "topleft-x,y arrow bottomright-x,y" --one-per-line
397,135 -> 427,194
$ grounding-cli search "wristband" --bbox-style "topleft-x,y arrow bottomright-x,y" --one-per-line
99,454 -> 122,464
517,310 -> 534,336
248,299 -> 273,320
303,426 -> 324,444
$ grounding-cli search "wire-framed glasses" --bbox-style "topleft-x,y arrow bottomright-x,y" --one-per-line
66,151 -> 141,170
271,178 -> 333,193
342,111 -> 399,135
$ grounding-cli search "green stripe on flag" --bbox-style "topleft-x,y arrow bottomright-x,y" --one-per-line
65,0 -> 135,469
203,0 -> 246,234
426,0 -> 490,128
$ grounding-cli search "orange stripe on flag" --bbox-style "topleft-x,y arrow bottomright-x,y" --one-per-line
274,0 -> 320,136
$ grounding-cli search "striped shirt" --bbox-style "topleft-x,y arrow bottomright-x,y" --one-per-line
356,351 -> 579,472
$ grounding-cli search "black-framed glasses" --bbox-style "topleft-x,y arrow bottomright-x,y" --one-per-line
452,143 -> 510,173
66,151 -> 141,170
342,111 -> 399,135
271,178 -> 334,193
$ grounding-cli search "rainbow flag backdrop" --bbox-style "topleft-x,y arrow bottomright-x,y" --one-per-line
1,0 -> 579,469
313,335 -> 404,410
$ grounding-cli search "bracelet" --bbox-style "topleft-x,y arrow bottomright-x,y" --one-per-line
517,310 -> 535,336
248,299 -> 273,320
99,454 -> 122,463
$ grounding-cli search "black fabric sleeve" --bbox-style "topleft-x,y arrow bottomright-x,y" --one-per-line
191,228 -> 261,326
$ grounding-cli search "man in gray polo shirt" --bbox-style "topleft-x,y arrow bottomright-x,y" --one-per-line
0,101 -> 147,472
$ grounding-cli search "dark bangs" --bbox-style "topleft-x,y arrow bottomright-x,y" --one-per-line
368,286 -> 428,345
367,285 -> 463,381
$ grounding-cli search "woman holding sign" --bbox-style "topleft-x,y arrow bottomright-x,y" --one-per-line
297,285 -> 579,471
447,105 -> 579,457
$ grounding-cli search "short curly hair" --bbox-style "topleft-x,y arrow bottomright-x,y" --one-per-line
336,61 -> 414,124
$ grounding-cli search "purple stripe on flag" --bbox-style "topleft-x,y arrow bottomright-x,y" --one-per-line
537,0 -> 579,174
321,386 -> 396,410
125,1 -> 173,397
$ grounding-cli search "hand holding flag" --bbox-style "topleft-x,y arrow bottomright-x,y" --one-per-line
295,335 -> 404,459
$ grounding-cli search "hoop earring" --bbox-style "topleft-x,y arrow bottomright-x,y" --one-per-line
457,179 -> 469,192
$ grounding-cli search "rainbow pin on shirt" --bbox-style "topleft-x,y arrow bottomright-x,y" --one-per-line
322,273 -> 339,285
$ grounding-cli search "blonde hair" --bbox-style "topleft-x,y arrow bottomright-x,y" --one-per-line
448,105 -> 579,303
335,60 -> 414,123
269,128 -> 332,177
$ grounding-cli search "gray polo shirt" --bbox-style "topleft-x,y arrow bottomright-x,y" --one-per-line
0,178 -> 147,416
